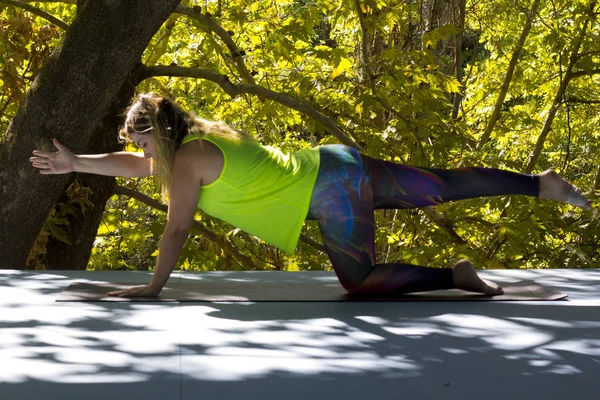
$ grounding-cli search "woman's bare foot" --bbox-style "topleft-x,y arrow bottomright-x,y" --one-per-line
452,259 -> 504,296
538,169 -> 593,210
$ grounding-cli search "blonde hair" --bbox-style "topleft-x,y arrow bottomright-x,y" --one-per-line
118,92 -> 253,203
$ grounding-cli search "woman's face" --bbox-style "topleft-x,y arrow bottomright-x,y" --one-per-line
126,103 -> 156,159
129,131 -> 156,160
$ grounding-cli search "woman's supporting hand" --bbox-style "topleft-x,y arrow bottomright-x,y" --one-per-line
107,285 -> 162,298
30,138 -> 77,174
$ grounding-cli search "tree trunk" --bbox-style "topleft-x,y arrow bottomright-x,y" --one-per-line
451,0 -> 466,120
43,164 -> 116,271
76,0 -> 86,16
0,0 -> 180,269
477,0 -> 541,148
524,15 -> 590,174
43,79 -> 138,270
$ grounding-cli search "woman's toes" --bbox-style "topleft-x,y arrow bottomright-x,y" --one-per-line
452,260 -> 503,296
481,279 -> 504,295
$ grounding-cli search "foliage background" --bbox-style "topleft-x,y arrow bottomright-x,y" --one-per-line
1,0 -> 599,272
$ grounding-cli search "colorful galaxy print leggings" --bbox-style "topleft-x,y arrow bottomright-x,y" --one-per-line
305,145 -> 540,294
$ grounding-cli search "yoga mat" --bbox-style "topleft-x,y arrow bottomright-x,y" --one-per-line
56,279 -> 567,302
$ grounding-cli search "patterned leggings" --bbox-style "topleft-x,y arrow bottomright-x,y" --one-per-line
306,145 -> 540,294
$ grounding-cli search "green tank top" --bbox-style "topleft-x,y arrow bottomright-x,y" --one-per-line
180,133 -> 321,254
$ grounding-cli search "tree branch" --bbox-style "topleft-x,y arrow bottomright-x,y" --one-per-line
145,13 -> 180,67
477,0 -> 541,148
174,5 -> 256,85
299,233 -> 326,253
139,11 -> 182,93
569,68 -> 600,79
420,207 -> 468,245
566,97 -> 600,104
573,49 -> 600,61
353,0 -> 376,94
524,4 -> 593,174
451,0 -> 466,120
1,0 -> 69,30
139,65 -> 363,149
352,0 -> 426,158
22,0 -> 76,3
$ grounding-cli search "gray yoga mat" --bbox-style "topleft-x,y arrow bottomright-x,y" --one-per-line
56,279 -> 567,302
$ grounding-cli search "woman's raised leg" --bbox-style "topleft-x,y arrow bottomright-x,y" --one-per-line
360,154 -> 540,209
360,155 -> 592,210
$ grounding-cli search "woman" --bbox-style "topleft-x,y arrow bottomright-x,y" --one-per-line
29,93 -> 593,298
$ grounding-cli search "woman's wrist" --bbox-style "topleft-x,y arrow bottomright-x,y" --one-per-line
71,155 -> 81,173
148,279 -> 165,292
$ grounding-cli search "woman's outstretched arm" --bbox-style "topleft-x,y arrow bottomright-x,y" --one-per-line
30,138 -> 152,178
74,151 -> 152,178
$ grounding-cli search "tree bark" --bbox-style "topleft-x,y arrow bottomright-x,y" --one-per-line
43,79 -> 137,270
0,0 -> 180,269
76,0 -> 86,16
477,0 -> 541,148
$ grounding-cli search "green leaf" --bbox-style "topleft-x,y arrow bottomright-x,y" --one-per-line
46,223 -> 72,245
330,57 -> 352,79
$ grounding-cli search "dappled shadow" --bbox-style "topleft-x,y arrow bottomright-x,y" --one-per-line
0,271 -> 182,399
1,269 -> 599,400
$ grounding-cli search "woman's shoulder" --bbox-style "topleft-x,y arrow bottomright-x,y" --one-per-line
176,135 -> 224,184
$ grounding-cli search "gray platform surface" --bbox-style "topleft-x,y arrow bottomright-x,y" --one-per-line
1,268 -> 599,400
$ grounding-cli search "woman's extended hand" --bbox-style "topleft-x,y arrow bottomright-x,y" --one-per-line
107,285 -> 162,298
30,138 -> 77,174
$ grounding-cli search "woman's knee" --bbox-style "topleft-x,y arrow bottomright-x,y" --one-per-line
330,259 -> 373,293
